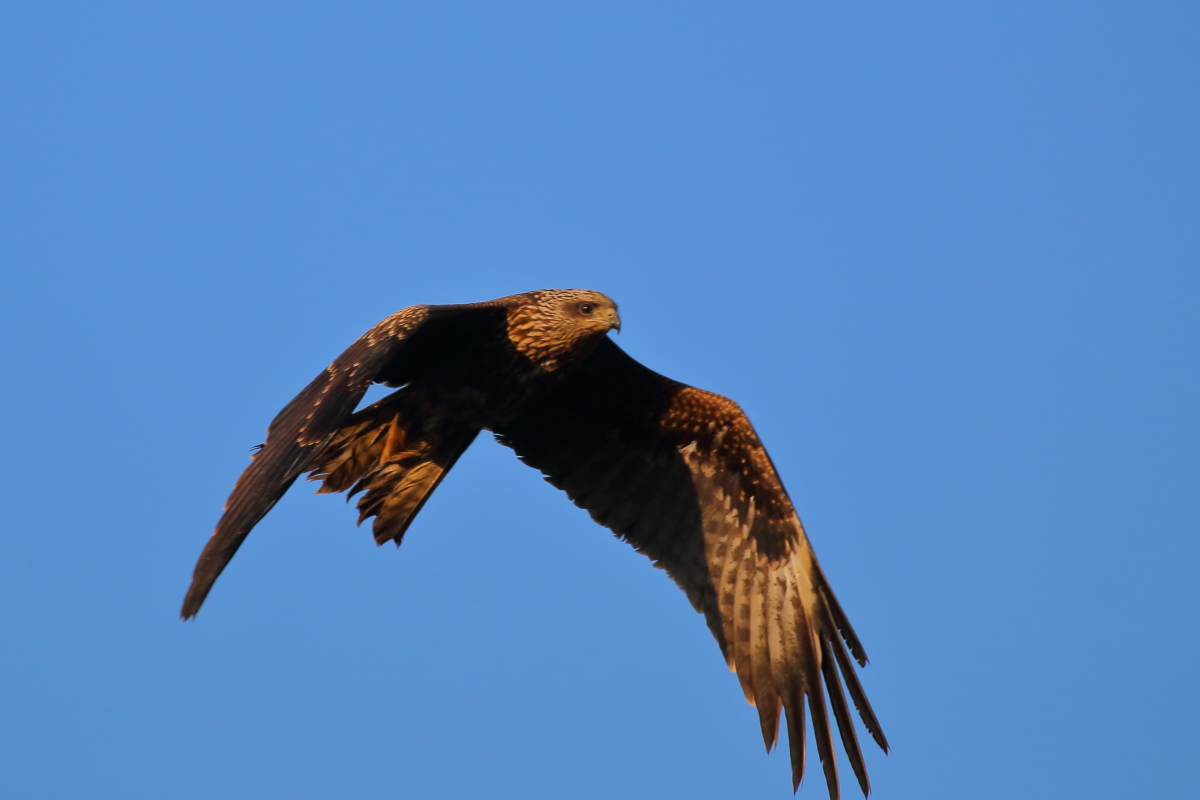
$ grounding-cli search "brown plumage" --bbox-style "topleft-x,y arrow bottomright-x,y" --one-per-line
182,288 -> 888,797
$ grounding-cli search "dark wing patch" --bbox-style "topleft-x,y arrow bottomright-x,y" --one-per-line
495,338 -> 887,799
182,306 -> 432,618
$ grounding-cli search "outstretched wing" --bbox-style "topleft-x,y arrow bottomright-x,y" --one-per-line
182,303 -> 499,618
494,338 -> 887,798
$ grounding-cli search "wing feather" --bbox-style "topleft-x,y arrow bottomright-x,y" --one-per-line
799,596 -> 840,800
783,680 -> 808,793
749,573 -> 780,748
730,540 -> 757,705
828,622 -> 890,753
822,638 -> 871,797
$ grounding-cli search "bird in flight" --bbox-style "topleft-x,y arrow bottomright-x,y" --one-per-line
183,289 -> 888,797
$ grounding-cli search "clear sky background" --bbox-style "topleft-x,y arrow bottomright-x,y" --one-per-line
1,3 -> 1197,798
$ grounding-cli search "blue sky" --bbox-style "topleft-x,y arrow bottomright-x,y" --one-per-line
1,2 -> 1197,798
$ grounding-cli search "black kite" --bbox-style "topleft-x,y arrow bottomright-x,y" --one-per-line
183,289 -> 888,797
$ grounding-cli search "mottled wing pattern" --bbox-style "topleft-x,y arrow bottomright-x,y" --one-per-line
182,305 -> 432,618
665,389 -> 889,798
495,338 -> 887,798
306,389 -> 480,546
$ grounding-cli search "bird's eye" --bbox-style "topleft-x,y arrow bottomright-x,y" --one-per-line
580,303 -> 595,315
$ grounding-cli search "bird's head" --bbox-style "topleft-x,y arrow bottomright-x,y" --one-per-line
551,288 -> 621,334
508,289 -> 621,370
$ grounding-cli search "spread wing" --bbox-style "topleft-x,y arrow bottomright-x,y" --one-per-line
181,303 -> 501,618
494,338 -> 888,798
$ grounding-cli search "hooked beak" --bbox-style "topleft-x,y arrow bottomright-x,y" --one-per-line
606,308 -> 622,333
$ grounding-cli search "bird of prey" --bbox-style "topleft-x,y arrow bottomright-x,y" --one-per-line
183,289 -> 888,797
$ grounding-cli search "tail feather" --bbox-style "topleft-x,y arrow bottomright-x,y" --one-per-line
306,390 -> 479,546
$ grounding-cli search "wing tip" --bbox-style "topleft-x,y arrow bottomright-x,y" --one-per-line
756,699 -> 782,753
180,580 -> 210,620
